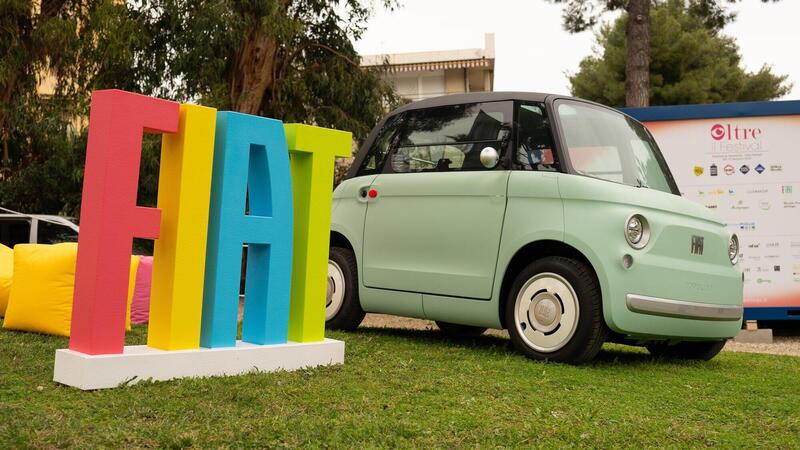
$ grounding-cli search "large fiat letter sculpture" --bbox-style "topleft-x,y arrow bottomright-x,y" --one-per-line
53,90 -> 350,390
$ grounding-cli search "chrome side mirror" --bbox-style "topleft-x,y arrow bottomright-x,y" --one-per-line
480,146 -> 499,169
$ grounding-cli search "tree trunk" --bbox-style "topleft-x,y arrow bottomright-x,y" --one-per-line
625,0 -> 650,107
229,23 -> 279,115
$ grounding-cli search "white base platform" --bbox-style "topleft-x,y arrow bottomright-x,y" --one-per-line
53,338 -> 345,390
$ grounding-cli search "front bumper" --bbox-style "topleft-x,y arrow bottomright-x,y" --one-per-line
626,294 -> 743,321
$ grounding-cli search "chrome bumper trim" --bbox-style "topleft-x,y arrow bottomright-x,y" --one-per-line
626,294 -> 743,321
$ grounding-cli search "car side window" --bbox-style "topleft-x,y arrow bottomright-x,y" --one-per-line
390,102 -> 511,173
356,114 -> 402,177
515,103 -> 558,171
0,218 -> 31,247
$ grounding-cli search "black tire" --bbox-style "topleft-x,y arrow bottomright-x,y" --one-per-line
505,256 -> 606,364
326,247 -> 365,331
435,321 -> 487,337
646,340 -> 726,361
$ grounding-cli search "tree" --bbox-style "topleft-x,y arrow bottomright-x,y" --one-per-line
141,0 -> 399,138
0,0 -> 162,213
568,0 -> 791,107
0,0 -> 398,216
550,0 -> 781,107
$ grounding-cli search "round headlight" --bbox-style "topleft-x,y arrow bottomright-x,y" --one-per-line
728,234 -> 739,265
625,214 -> 650,249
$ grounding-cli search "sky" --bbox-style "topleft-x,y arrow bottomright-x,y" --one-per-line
353,0 -> 800,100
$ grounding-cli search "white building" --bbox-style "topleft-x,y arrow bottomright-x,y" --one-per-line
361,33 -> 495,102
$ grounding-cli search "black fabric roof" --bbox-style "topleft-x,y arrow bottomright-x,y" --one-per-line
389,91 -> 554,117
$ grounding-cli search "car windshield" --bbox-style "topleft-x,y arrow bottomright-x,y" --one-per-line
556,101 -> 676,194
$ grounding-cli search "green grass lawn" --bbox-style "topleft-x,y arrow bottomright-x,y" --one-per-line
1,321 -> 799,448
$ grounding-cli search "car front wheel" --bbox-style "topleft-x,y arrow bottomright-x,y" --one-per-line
505,256 -> 606,364
326,247 -> 365,330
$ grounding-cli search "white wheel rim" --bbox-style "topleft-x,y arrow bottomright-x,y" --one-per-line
513,272 -> 579,353
326,260 -> 346,321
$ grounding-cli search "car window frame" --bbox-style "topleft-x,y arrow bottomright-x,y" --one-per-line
352,113 -> 406,178
548,97 -> 680,195
383,100 -> 514,175
511,100 -> 564,173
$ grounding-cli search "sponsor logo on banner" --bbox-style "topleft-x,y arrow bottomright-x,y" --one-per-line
755,164 -> 765,174
738,222 -> 757,231
694,166 -> 704,176
770,164 -> 783,172
724,164 -> 735,175
731,200 -> 749,210
747,187 -> 769,194
710,164 -> 718,176
709,123 -> 764,153
740,165 -> 750,174
710,123 -> 762,141
759,200 -> 771,210
781,185 -> 794,194
710,124 -> 726,140
701,187 -> 725,196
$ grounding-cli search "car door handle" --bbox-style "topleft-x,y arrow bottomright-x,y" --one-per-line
357,186 -> 371,203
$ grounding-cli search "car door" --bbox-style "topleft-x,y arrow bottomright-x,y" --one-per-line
361,101 -> 513,300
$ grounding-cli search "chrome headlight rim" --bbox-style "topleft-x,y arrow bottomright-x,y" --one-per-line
729,233 -> 739,265
625,213 -> 650,249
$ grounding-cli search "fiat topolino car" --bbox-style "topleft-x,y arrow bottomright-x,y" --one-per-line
326,92 -> 743,363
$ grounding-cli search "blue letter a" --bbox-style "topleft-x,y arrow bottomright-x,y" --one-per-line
200,112 -> 293,348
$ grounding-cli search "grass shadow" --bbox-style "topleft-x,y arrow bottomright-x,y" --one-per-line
354,325 -> 512,349
348,325 -> 664,367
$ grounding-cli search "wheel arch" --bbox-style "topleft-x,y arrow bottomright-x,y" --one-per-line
330,230 -> 354,253
498,239 -> 600,328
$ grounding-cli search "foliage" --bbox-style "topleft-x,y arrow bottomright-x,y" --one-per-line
0,0 -> 158,215
549,0 -> 782,107
2,322 -> 800,447
550,0 -> 781,33
569,0 -> 791,107
140,0 -> 399,136
0,0 -> 398,217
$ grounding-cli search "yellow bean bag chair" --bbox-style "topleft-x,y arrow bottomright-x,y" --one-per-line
2,243 -> 139,336
0,244 -> 12,316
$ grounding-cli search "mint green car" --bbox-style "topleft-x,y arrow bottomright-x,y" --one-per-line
327,93 -> 743,363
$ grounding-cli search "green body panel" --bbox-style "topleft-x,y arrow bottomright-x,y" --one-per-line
361,286 -> 424,318
422,294 -> 500,327
331,169 -> 743,341
557,174 -> 743,340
